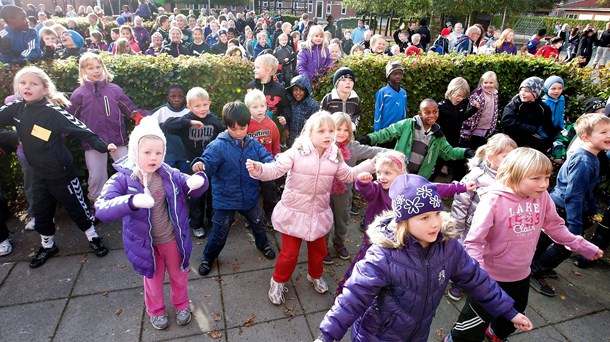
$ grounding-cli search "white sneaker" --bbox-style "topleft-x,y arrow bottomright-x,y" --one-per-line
307,274 -> 328,294
0,240 -> 12,256
25,218 -> 35,231
268,277 -> 288,305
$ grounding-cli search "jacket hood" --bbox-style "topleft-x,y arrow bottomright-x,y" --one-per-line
484,185 -> 528,203
286,75 -> 312,98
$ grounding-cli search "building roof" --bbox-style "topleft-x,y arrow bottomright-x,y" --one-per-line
558,0 -> 610,9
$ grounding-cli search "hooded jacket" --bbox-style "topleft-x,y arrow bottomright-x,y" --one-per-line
296,44 -> 333,85
464,186 -> 599,282
501,95 -> 555,151
319,212 -> 518,342
95,158 -> 208,278
321,89 -> 362,129
286,76 -> 320,141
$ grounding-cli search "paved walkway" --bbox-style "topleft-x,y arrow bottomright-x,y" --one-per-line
1,208 -> 609,342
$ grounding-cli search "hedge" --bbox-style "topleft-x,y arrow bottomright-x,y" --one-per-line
1,53 -> 609,205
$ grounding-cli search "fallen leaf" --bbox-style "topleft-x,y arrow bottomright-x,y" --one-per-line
295,272 -> 302,281
207,331 -> 222,339
243,314 -> 256,327
118,263 -> 127,269
284,305 -> 296,318
27,252 -> 35,257
79,255 -> 88,264
213,312 -> 222,322
559,295 -> 566,300
115,308 -> 123,316
101,292 -> 108,297
571,270 -> 582,276
238,327 -> 243,335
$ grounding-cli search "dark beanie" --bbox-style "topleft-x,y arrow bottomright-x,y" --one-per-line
333,67 -> 355,87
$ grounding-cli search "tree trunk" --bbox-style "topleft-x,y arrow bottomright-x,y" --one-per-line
501,7 -> 508,31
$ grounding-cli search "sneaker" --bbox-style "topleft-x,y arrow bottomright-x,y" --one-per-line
176,308 -> 192,325
447,283 -> 463,301
262,245 -> 276,260
323,251 -> 334,265
25,217 -> 35,231
350,206 -> 360,216
268,277 -> 288,305
307,274 -> 329,294
89,237 -> 108,257
193,227 -> 206,238
150,313 -> 169,330
334,243 -> 350,260
573,255 -> 592,268
485,325 -> 508,342
0,240 -> 12,256
29,245 -> 59,268
530,275 -> 556,297
198,260 -> 212,276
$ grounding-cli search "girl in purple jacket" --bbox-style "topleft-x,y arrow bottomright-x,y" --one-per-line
296,25 -> 332,87
95,117 -> 208,330
317,174 -> 533,342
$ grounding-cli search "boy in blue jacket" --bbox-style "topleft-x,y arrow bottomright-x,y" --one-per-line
192,101 -> 277,276
374,61 -> 407,136
0,5 -> 42,64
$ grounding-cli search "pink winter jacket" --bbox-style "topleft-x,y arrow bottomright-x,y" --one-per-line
250,138 -> 375,241
464,186 -> 599,282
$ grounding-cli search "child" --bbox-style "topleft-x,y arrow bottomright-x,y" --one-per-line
245,111 -> 376,304
39,27 -> 58,59
88,31 -> 108,52
120,5 -> 133,23
193,101 -> 277,276
296,25 -> 332,86
358,99 -> 473,180
318,174 -> 533,342
205,20 -> 220,46
117,25 -> 141,54
165,88 -> 224,238
447,133 -> 517,301
59,30 -> 85,59
132,16 -> 151,52
530,114 -> 609,286
175,14 -> 193,44
438,77 -> 478,148
95,117 -> 208,331
527,28 -> 547,55
286,75 -> 320,147
392,26 -> 410,52
210,29 -> 228,55
369,34 -> 387,55
107,28 -> 120,53
189,27 -> 210,56
156,15 -> 170,44
163,27 -> 190,57
273,33 -> 296,86
342,30 -> 354,55
374,61 -> 407,133
145,32 -> 164,56
542,76 -> 566,139
459,71 -> 500,150
0,129 -> 18,255
67,52 -> 147,207
0,66 -> 117,268
252,31 -> 270,58
320,67 -> 362,129
0,5 -> 42,64
150,84 -> 190,173
431,28 -> 451,54
245,89 -> 281,225
446,148 -> 601,341
536,36 -> 563,60
501,77 -> 556,154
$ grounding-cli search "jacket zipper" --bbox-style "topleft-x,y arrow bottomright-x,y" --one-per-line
166,168 -> 187,271
407,247 -> 431,341
104,96 -> 110,116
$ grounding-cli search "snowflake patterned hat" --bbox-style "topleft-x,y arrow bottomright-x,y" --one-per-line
389,174 -> 444,223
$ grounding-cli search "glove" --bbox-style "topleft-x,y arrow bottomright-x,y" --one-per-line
132,193 -> 154,209
464,148 -> 476,159
186,174 -> 205,190
355,135 -> 371,145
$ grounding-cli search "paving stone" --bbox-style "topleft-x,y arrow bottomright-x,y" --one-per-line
0,261 -> 14,285
429,298 -> 461,341
225,316 -> 312,341
510,325 -> 568,341
555,259 -> 610,308
217,224 -> 277,276
0,298 -> 66,342
221,268 -> 302,329
306,310 -> 351,342
554,310 -> 610,341
73,250 -> 142,295
291,263 -> 335,313
0,256 -> 81,306
54,288 -> 142,342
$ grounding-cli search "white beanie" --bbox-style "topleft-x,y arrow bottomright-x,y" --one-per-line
127,116 -> 167,181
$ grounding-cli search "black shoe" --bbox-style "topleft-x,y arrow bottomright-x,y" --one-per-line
545,269 -> 559,279
573,256 -> 592,268
198,260 -> 212,276
530,275 -> 556,297
89,237 -> 109,257
262,246 -> 276,260
29,245 -> 59,268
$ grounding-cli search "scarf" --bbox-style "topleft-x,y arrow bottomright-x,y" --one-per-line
331,141 -> 351,195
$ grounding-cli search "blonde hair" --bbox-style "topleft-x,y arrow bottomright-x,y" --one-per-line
350,44 -> 364,55
410,33 -> 421,45
244,89 -> 266,107
78,52 -> 113,85
50,24 -> 66,37
295,111 -> 336,150
186,87 -> 210,104
470,133 -> 517,170
574,113 -> 610,138
115,38 -> 134,55
375,150 -> 407,174
39,27 -> 57,40
445,77 -> 470,99
368,211 -> 457,249
304,25 -> 328,58
14,66 -> 70,107
496,147 -> 552,190
479,71 -> 498,89
331,112 -> 354,142
254,53 -> 279,73
494,28 -> 515,49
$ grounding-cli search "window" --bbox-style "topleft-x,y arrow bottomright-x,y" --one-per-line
341,3 -> 346,15
245,5 -> 250,11
277,1 -> 282,9
263,1 -> 268,9
308,0 -> 313,13
231,6 -> 236,11
316,0 -> 323,18
326,4 -> 332,14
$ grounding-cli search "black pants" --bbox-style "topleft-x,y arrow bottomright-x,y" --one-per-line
32,174 -> 94,236
0,189 -> 9,242
450,276 -> 529,341
189,181 -> 213,230
260,180 -> 277,220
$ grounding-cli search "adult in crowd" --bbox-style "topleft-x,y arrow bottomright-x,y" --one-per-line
352,19 -> 367,45
454,26 -> 481,55
592,22 -> 610,68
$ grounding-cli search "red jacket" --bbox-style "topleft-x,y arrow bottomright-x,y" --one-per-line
247,116 -> 280,156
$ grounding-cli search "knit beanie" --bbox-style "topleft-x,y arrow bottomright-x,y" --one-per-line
128,116 -> 167,181
66,30 -> 84,49
441,28 -> 451,37
333,66 -> 355,87
519,77 -> 544,99
116,16 -> 126,25
584,97 -> 606,114
389,174 -> 444,223
385,61 -> 404,79
543,75 -> 564,93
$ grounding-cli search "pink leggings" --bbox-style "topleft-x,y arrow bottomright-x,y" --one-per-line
143,240 -> 189,316
273,233 -> 327,283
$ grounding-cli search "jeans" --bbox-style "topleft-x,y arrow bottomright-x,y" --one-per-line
202,206 -> 270,262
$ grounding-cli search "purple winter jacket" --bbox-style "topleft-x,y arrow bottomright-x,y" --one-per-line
67,80 -> 149,149
296,44 -> 332,86
95,157 -> 208,278
319,217 -> 518,342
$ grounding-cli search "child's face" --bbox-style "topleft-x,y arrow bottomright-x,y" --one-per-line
211,22 -> 219,32
406,211 -> 442,248
120,29 -> 133,40
388,70 -> 404,86
547,82 -> 563,100
83,60 -> 105,82
111,31 -> 119,41
42,34 -> 56,46
488,148 -> 513,171
583,122 -> 610,153
279,36 -> 288,46
135,17 -> 143,27
249,98 -> 267,123
312,32 -> 324,45
519,88 -> 535,102
161,20 -> 170,29
516,174 -> 549,199
88,16 -> 97,24
193,30 -> 203,42
170,30 -> 182,43
167,89 -> 185,109
187,97 -> 211,118
138,137 -> 164,174
376,163 -> 401,190
153,35 -> 163,46
292,86 -> 305,102
9,12 -> 29,31
336,77 -> 354,94
310,121 -> 334,152
18,72 -> 48,103
188,17 -> 197,28
450,93 -> 465,106
254,62 -> 272,80
227,123 -> 249,140
506,31 -> 514,42
344,31 -> 351,40
481,77 -> 496,93
335,123 -> 350,143
372,39 -> 386,53
419,102 -> 439,129
176,17 -> 186,29
398,32 -> 407,42
60,32 -> 75,48
219,34 -> 227,43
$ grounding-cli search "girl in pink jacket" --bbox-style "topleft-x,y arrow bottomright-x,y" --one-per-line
246,111 -> 375,305
446,147 -> 603,342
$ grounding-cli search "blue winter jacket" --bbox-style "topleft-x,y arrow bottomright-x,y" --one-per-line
95,157 -> 208,278
319,216 -> 518,342
192,131 -> 274,210
0,26 -> 42,63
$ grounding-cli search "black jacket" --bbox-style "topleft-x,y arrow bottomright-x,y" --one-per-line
164,112 -> 225,161
501,96 -> 555,153
437,98 -> 477,146
246,79 -> 293,126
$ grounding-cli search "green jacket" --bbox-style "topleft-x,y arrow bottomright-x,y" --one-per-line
368,116 -> 466,179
